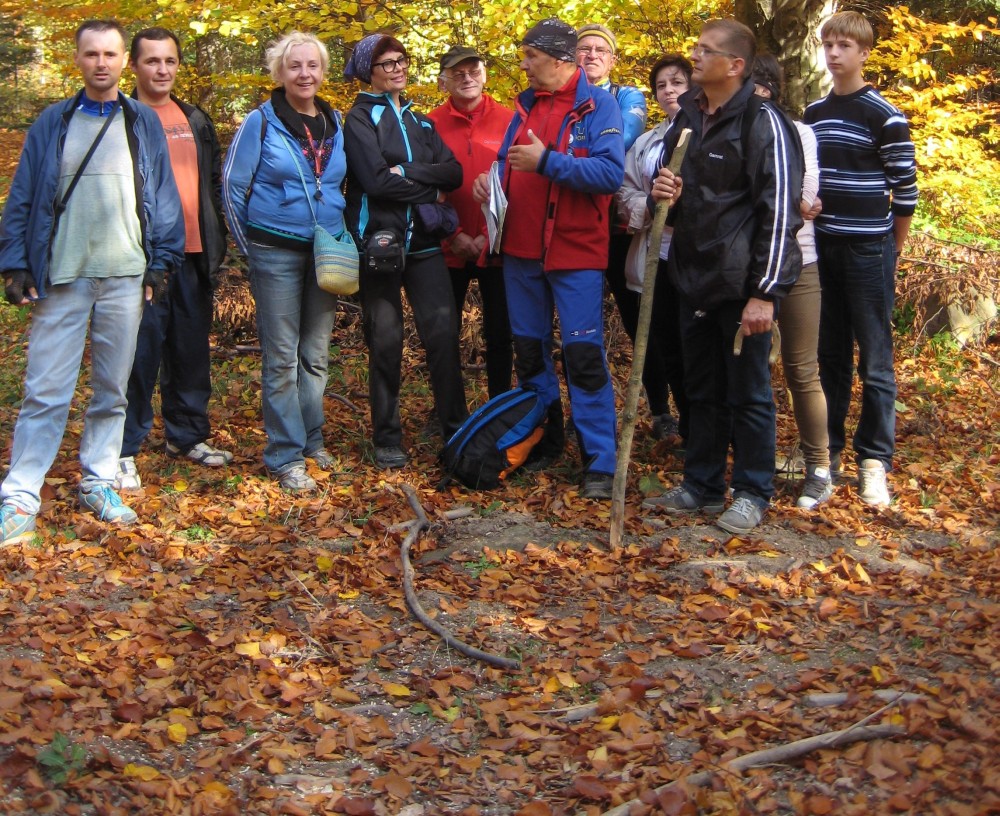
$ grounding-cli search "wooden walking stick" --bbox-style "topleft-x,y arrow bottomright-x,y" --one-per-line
610,129 -> 691,550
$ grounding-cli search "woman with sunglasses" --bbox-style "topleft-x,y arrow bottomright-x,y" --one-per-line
343,35 -> 467,470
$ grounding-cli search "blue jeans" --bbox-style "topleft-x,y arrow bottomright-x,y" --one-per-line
679,298 -> 776,507
122,253 -> 213,456
503,257 -> 617,475
1,276 -> 143,514
248,243 -> 338,474
816,233 -> 897,469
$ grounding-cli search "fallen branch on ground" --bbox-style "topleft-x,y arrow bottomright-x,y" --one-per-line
803,689 -> 925,707
398,484 -> 520,671
596,723 -> 905,816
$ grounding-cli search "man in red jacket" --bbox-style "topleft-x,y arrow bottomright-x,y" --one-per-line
428,47 -> 514,399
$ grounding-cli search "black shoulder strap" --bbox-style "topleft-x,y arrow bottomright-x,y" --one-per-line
56,102 -> 120,216
608,82 -> 621,99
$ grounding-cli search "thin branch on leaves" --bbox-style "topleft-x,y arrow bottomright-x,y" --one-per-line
398,484 -> 520,671
596,723 -> 905,816
803,689 -> 925,707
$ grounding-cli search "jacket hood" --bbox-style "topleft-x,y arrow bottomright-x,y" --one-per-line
270,87 -> 338,140
515,67 -> 592,114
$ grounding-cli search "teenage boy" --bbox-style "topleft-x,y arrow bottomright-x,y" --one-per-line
116,27 -> 232,491
804,11 -> 918,506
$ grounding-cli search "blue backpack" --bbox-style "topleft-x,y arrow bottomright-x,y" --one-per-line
439,388 -> 548,490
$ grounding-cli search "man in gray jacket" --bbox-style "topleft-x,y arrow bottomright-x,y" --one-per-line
116,27 -> 232,491
0,20 -> 183,544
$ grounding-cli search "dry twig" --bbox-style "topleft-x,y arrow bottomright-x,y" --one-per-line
398,484 -> 520,671
596,723 -> 905,816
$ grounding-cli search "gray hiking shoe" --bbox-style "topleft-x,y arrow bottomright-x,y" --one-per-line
278,465 -> 316,492
716,496 -> 765,534
642,485 -> 725,514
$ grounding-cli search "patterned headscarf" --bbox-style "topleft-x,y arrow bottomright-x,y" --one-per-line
521,18 -> 578,63
344,33 -> 386,84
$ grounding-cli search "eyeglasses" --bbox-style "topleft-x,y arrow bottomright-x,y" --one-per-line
691,44 -> 737,59
373,56 -> 409,73
444,68 -> 483,81
576,46 -> 612,57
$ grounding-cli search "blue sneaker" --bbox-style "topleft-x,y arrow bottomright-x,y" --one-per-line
0,503 -> 36,545
78,485 -> 138,525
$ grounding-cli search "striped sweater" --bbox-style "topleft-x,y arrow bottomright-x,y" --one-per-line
803,85 -> 918,240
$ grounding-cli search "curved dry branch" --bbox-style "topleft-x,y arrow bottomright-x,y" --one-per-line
398,485 -> 521,672
597,723 -> 905,816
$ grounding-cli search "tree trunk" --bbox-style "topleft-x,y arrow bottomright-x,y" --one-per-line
735,0 -> 835,115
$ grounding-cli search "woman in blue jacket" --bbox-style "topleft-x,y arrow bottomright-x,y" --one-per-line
223,32 -> 347,491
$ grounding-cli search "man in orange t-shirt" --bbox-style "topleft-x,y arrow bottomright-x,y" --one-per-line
115,27 -> 231,490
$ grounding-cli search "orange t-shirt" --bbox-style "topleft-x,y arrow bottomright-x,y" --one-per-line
154,100 -> 201,254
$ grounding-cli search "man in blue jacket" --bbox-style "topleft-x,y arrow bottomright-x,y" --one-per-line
473,17 -> 625,500
0,20 -> 184,545
644,20 -> 803,534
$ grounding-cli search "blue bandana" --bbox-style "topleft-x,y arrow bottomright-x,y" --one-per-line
344,34 -> 386,84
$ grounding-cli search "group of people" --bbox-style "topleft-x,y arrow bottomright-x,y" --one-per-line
0,11 -> 916,545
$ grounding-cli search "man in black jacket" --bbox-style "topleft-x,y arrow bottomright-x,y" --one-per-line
116,27 -> 232,490
644,20 -> 803,534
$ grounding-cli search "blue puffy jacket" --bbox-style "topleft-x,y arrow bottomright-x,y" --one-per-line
0,90 -> 184,299
222,95 -> 348,256
593,79 -> 647,152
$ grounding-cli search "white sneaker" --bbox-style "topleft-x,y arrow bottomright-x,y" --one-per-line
114,457 -> 142,491
858,459 -> 890,506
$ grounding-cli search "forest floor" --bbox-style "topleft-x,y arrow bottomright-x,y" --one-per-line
0,128 -> 997,816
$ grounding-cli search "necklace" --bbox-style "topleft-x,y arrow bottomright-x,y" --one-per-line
300,112 -> 327,201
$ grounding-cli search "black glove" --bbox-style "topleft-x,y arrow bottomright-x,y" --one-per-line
4,270 -> 32,305
143,267 -> 168,304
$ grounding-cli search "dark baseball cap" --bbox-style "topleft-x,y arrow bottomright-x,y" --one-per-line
439,45 -> 483,71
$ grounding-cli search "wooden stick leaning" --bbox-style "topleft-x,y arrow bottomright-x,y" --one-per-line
398,485 -> 521,671
610,129 -> 692,550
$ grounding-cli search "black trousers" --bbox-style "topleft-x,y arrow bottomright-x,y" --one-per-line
449,262 -> 512,399
360,251 -> 469,447
122,253 -> 213,457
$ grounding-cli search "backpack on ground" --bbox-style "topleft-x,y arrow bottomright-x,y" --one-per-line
439,388 -> 548,490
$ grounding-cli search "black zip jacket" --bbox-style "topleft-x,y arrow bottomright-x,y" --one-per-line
660,80 -> 803,310
343,92 -> 462,255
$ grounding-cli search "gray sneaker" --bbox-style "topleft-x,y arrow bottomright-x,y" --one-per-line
167,441 -> 233,467
278,465 -> 316,492
306,448 -> 335,469
797,466 -> 833,509
79,485 -> 138,525
113,456 -> 142,491
642,485 -> 725,514
716,496 -> 765,534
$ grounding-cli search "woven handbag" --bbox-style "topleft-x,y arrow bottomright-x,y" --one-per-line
281,128 -> 359,295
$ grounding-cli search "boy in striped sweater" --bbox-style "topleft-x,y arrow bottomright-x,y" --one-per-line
804,11 -> 918,507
